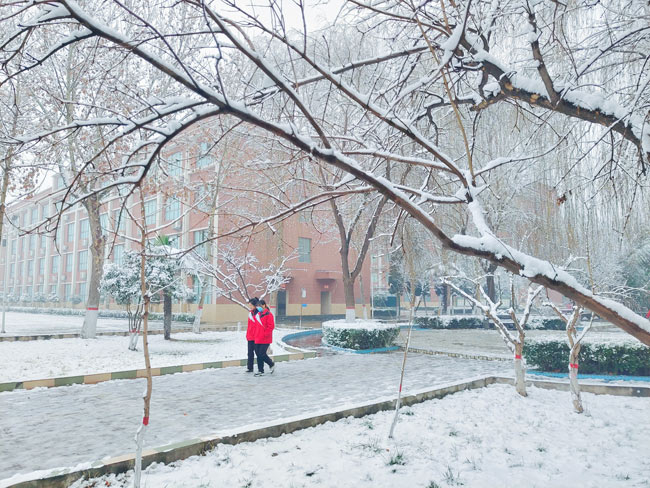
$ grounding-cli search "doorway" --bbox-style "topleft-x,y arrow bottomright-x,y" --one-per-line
320,291 -> 331,315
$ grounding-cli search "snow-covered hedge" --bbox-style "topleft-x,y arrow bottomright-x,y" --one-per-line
322,320 -> 400,350
415,315 -> 565,330
524,341 -> 650,376
6,306 -> 196,322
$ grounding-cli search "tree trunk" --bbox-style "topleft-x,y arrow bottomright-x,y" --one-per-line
442,283 -> 449,314
163,292 -> 172,340
514,342 -> 527,397
486,273 -> 497,304
81,195 -> 104,339
193,285 -> 203,334
569,345 -> 583,413
134,202 -> 152,488
343,276 -> 356,322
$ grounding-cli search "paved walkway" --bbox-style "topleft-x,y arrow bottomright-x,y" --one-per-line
0,352 -> 509,479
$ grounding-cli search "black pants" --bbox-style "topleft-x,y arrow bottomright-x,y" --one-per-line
247,340 -> 256,371
255,343 -> 274,372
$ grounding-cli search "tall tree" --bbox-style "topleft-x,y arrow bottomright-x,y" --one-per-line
2,0 -> 649,345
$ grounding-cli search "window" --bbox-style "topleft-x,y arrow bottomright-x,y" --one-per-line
31,207 -> 38,224
29,234 -> 36,250
10,263 -> 14,278
112,209 -> 126,234
39,258 -> 45,275
144,199 -> 157,227
168,152 -> 182,176
79,219 -> 89,241
50,285 -> 57,295
26,285 -> 32,298
78,282 -> 86,300
40,234 -> 46,250
165,197 -> 181,221
27,260 -> 33,277
100,213 -> 109,235
193,230 -> 208,258
197,142 -> 213,168
78,250 -> 88,271
113,244 -> 124,266
10,239 -> 15,255
66,222 -> 75,242
51,255 -> 59,274
299,208 -> 313,223
65,253 -> 73,273
64,284 -> 71,301
298,237 -> 311,263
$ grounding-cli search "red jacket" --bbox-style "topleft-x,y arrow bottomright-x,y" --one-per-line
255,309 -> 275,344
246,311 -> 260,341
646,309 -> 650,319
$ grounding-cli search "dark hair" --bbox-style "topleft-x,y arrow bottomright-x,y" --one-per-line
248,297 -> 259,306
259,299 -> 267,308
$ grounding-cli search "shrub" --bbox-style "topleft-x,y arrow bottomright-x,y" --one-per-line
415,315 -> 485,329
415,315 -> 565,330
524,340 -> 650,376
70,295 -> 83,305
322,320 -> 400,350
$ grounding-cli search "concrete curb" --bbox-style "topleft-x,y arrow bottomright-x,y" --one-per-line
399,345 -> 511,362
5,375 -> 649,488
0,352 -> 317,393
0,325 -> 247,342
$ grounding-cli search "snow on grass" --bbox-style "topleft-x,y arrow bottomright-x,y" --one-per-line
70,384 -> 650,488
323,319 -> 398,330
0,311 -> 193,335
0,330 -> 292,381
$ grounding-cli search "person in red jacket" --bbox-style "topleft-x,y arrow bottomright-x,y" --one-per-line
254,299 -> 275,376
646,309 -> 650,319
245,297 -> 260,373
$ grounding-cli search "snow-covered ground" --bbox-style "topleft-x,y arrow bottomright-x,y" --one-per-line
0,310 -> 194,335
0,354 -> 509,479
70,384 -> 650,488
0,330 -> 292,381
399,328 -> 642,359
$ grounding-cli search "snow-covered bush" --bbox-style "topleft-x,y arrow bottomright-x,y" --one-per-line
47,293 -> 60,303
33,293 -> 47,303
415,315 -> 565,330
322,320 -> 400,350
19,294 -> 32,304
524,341 -> 650,376
70,295 -> 83,305
415,315 -> 485,329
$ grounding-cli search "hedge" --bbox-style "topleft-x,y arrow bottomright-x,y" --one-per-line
322,320 -> 400,350
415,315 -> 565,330
6,306 -> 196,323
524,340 -> 650,376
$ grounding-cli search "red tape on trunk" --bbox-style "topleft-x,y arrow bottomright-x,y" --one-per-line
514,354 -> 522,359
142,417 -> 149,426
87,307 -> 98,311
569,363 -> 579,369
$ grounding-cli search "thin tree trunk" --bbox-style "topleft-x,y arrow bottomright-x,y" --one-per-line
193,277 -> 204,334
568,343 -> 583,413
514,341 -> 527,397
134,192 -> 152,488
163,292 -> 171,340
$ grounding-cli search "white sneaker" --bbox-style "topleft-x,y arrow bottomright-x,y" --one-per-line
270,364 -> 275,374
254,371 -> 264,376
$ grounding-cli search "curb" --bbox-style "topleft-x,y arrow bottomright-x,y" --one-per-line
399,346 -> 511,362
0,352 -> 317,393
0,325 -> 244,343
6,375 -> 648,488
